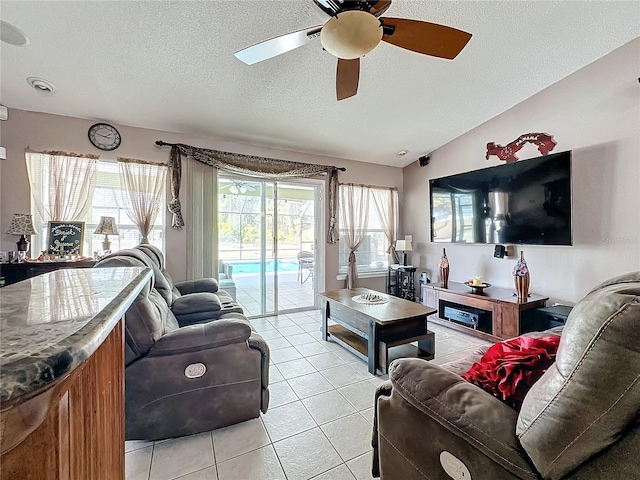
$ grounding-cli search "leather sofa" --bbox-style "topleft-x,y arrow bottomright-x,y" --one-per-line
134,244 -> 242,325
95,249 -> 270,440
373,271 -> 640,479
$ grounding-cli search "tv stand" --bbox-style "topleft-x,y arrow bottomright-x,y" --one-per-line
420,282 -> 548,340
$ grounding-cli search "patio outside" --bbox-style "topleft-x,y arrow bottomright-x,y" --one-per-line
218,179 -> 317,317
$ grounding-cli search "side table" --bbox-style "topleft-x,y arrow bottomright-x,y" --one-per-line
387,264 -> 417,301
537,305 -> 573,329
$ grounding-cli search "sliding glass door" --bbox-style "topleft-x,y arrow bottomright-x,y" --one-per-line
273,181 -> 318,313
218,177 -> 320,317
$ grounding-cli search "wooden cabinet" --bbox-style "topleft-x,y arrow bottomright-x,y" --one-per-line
1,321 -> 125,480
421,282 -> 548,340
0,267 -> 151,480
0,260 -> 96,286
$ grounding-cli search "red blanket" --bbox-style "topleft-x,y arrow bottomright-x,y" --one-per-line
462,336 -> 560,410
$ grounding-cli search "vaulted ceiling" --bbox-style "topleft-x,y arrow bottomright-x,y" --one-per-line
1,1 -> 638,166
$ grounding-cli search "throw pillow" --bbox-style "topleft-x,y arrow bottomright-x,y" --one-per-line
462,335 -> 560,410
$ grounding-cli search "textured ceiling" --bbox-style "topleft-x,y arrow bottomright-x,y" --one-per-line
1,1 -> 638,167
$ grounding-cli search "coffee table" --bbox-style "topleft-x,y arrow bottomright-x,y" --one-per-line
319,288 -> 437,374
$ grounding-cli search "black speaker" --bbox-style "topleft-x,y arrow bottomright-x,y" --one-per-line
419,155 -> 430,167
494,244 -> 506,258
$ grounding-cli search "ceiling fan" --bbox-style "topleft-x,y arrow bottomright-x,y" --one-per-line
234,0 -> 472,101
228,181 -> 256,194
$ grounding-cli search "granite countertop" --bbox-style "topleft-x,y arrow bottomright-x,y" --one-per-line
0,267 -> 151,404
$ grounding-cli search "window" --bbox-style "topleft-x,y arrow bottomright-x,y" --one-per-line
338,185 -> 398,275
338,219 -> 389,274
31,158 -> 165,255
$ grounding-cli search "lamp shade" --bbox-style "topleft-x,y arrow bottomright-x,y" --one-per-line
395,239 -> 413,252
94,216 -> 119,235
6,213 -> 38,235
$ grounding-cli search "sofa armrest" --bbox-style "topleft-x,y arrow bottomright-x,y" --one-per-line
372,381 -> 393,478
387,358 -> 537,478
171,292 -> 222,324
174,278 -> 219,295
247,333 -> 270,387
147,318 -> 251,357
247,333 -> 270,413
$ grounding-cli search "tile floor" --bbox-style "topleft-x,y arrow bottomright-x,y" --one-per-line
125,310 -> 491,480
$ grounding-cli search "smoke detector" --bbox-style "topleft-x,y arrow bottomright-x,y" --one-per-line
1,21 -> 29,47
27,77 -> 57,94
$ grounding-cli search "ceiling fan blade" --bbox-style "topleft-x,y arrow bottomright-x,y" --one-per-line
234,26 -> 322,65
380,17 -> 472,59
336,57 -> 360,101
369,0 -> 392,17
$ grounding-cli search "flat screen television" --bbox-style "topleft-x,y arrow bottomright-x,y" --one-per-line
430,151 -> 572,245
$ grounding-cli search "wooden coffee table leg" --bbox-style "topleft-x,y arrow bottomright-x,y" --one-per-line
321,301 -> 328,341
418,331 -> 436,358
368,321 -> 378,375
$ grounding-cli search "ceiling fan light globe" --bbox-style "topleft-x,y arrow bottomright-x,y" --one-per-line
320,10 -> 382,59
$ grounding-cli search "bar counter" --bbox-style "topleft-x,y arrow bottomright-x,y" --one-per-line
0,267 -> 151,480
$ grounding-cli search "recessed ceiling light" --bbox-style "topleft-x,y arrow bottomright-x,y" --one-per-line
1,21 -> 29,47
27,77 -> 57,94
397,150 -> 408,156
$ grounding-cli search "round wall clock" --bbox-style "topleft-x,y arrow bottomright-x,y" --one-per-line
88,123 -> 121,151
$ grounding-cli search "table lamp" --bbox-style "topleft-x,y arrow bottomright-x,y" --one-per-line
94,216 -> 119,252
395,237 -> 413,266
6,213 -> 38,253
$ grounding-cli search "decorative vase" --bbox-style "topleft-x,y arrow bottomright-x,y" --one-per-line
513,251 -> 530,299
438,248 -> 450,288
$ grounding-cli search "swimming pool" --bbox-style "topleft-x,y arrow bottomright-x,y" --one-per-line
228,259 -> 300,274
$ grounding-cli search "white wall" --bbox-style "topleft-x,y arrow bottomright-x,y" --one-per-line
0,110 -> 403,292
402,39 -> 640,305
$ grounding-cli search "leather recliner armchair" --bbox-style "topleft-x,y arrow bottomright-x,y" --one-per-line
373,271 -> 640,479
95,251 -> 270,441
134,244 -> 243,325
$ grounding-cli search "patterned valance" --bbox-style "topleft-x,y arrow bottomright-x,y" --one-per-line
26,148 -> 99,160
157,141 -> 343,242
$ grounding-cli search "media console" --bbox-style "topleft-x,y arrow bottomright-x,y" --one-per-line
420,281 -> 548,341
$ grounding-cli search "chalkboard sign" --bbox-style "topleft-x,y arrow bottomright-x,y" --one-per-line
47,221 -> 85,255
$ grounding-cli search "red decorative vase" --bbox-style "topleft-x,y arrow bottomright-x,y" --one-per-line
513,251 -> 530,300
438,248 -> 450,288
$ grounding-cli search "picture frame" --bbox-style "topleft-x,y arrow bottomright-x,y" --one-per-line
47,221 -> 85,255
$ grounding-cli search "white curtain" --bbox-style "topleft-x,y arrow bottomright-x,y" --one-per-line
339,184 -> 370,288
185,159 -> 218,280
26,151 -> 99,222
370,187 -> 399,264
118,158 -> 167,244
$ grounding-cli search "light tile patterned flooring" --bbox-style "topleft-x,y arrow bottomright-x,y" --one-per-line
125,310 -> 491,480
